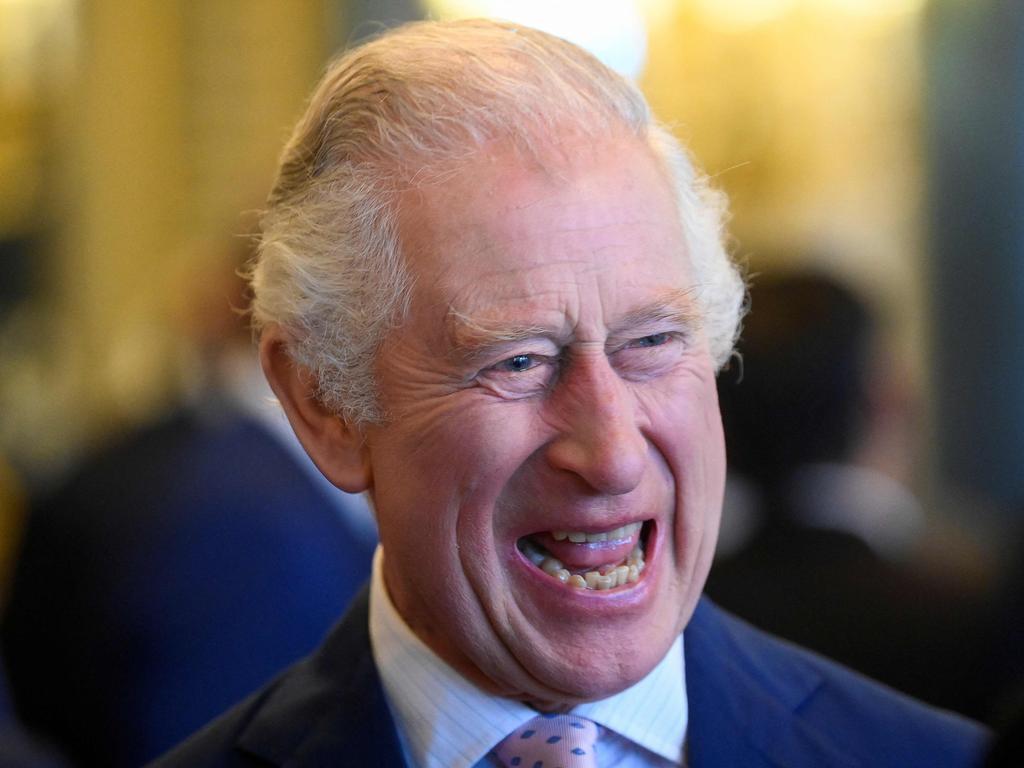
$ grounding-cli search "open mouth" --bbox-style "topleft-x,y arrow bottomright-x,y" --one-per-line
516,521 -> 650,591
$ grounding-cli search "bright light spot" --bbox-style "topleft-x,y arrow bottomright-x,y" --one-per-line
694,0 -> 800,27
426,0 -> 648,80
0,0 -> 77,99
635,0 -> 679,25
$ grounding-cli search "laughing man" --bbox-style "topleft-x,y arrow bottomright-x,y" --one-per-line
153,19 -> 989,768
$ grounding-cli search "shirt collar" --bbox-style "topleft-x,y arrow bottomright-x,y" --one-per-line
369,546 -> 687,767
574,634 -> 687,762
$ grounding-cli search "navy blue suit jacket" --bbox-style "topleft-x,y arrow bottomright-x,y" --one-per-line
151,589 -> 989,767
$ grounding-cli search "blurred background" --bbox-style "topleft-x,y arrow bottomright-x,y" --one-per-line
1,0 -> 1022,763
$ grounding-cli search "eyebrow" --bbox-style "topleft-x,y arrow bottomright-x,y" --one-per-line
610,288 -> 703,337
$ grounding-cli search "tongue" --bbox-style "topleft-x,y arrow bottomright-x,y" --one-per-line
530,531 -> 639,570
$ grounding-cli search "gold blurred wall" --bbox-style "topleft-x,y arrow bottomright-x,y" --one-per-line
1,0 -> 332,472
2,0 -> 930,480
642,3 -> 927,378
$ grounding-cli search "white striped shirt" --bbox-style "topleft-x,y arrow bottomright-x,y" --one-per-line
369,547 -> 687,768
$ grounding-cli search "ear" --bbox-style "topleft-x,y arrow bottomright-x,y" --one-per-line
259,325 -> 372,493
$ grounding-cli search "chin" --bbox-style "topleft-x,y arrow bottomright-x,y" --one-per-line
504,601 -> 685,709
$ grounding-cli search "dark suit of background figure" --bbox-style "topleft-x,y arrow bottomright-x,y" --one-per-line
979,522 -> 1024,740
705,270 -> 996,719
1,396 -> 376,768
149,589 -> 989,768
0,664 -> 68,768
1,453 -> 68,767
985,687 -> 1024,768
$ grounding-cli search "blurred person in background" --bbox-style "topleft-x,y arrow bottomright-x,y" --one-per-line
0,233 -> 377,767
706,268 -> 996,719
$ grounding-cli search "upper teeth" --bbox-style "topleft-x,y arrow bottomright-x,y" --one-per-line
551,522 -> 642,544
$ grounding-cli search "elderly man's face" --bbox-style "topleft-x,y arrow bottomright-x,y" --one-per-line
363,136 -> 725,707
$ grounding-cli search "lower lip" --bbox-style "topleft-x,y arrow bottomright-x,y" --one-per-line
511,522 -> 659,611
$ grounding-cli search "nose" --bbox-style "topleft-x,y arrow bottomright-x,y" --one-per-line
544,353 -> 647,495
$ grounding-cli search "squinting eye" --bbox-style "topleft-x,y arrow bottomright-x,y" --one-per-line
631,332 -> 671,348
495,354 -> 540,373
477,352 -> 556,398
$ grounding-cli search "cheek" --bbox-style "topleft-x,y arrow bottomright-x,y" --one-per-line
372,398 -> 544,512
673,388 -> 726,586
698,386 -> 728,492
642,377 -> 726,519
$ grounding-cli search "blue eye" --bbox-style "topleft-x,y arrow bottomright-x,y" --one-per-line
497,354 -> 538,373
632,333 -> 671,348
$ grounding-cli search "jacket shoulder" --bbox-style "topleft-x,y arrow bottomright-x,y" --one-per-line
686,598 -> 990,768
147,683 -> 279,768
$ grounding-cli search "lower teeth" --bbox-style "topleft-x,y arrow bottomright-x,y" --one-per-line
519,537 -> 645,590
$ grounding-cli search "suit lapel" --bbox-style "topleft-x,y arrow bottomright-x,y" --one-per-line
234,587 -> 408,766
685,598 -> 859,768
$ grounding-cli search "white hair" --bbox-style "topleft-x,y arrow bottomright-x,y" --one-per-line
250,18 -> 745,425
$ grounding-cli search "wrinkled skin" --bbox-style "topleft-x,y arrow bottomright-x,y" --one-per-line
363,136 -> 726,709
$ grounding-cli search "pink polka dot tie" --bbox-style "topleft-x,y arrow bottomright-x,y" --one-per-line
494,713 -> 600,768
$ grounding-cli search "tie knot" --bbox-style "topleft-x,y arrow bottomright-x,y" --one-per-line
494,713 -> 600,768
